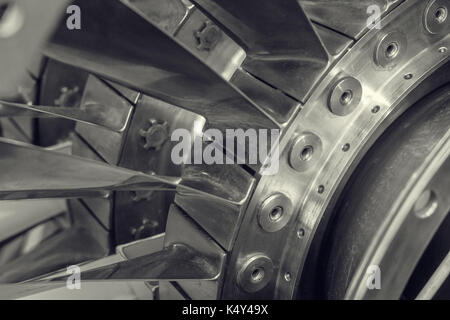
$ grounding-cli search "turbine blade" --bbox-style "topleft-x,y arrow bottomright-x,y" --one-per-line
190,0 -> 330,101
43,244 -> 219,282
0,138 -> 180,200
44,0 -> 278,130
0,100 -> 130,132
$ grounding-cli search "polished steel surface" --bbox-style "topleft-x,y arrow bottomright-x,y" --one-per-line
45,0 -> 277,134
0,138 -> 238,202
0,99 -> 130,132
299,0 -> 404,39
46,244 -> 219,281
175,163 -> 255,250
163,205 -> 226,299
74,76 -> 136,165
191,0 -> 330,102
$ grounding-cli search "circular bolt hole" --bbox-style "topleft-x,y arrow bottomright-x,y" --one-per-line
297,228 -> 305,238
300,145 -> 314,161
414,190 -> 438,219
372,105 -> 381,114
404,73 -> 413,80
340,90 -> 353,106
258,194 -> 293,233
284,272 -> 291,282
318,185 -> 325,194
289,133 -> 322,172
238,255 -> 273,292
269,206 -> 284,222
439,47 -> 448,53
385,42 -> 399,59
342,143 -> 351,152
251,268 -> 265,283
435,7 -> 448,24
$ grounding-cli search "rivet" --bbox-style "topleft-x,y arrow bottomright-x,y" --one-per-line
237,254 -> 274,293
289,133 -> 322,172
139,119 -> 169,151
258,194 -> 293,233
318,185 -> 325,194
424,0 -> 449,34
374,31 -> 407,68
328,77 -> 362,116
194,20 -> 223,51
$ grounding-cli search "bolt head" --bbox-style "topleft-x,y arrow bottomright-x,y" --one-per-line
194,21 -> 223,51
139,120 -> 169,151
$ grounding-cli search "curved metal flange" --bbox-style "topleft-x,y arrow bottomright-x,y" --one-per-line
325,85 -> 450,299
218,0 -> 450,299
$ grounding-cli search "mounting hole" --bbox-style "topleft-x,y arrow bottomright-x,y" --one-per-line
385,42 -> 399,59
414,190 -> 438,219
269,206 -> 284,222
297,228 -> 305,238
251,268 -> 265,283
404,73 -> 413,80
375,31 -> 407,68
342,143 -> 351,152
372,105 -> 381,113
258,194 -> 293,232
300,145 -> 314,161
435,7 -> 448,23
340,90 -> 353,106
238,255 -> 274,293
424,1 -> 448,34
289,133 -> 322,172
0,2 -> 24,38
318,185 -> 325,194
329,77 -> 362,116
439,46 -> 448,53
